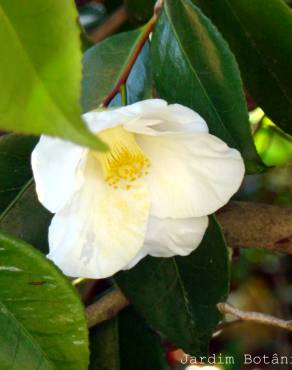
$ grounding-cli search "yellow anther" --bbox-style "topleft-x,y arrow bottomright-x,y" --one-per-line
95,125 -> 150,189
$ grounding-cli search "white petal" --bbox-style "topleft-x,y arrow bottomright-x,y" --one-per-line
138,133 -> 245,218
122,99 -> 168,114
145,216 -> 209,257
47,154 -> 150,279
122,249 -> 148,270
83,110 -> 124,134
123,216 -> 209,269
82,100 -> 167,134
83,99 -> 208,136
124,102 -> 208,135
31,136 -> 85,213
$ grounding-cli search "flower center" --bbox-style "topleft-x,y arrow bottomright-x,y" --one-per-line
95,126 -> 150,189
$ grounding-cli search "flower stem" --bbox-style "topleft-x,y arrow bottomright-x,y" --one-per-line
72,277 -> 89,286
120,84 -> 127,106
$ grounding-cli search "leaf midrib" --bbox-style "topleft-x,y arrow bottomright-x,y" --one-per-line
172,258 -> 202,348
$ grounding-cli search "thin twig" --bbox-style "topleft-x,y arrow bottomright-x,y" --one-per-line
154,0 -> 164,17
101,0 -> 163,107
88,0 -> 163,106
85,284 -> 292,331
213,318 -> 242,337
86,289 -> 129,328
217,302 -> 292,332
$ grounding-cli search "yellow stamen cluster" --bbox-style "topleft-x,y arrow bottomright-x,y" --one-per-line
95,126 -> 150,189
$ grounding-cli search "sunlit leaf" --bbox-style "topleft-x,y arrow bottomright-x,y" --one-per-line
0,0 -> 105,150
254,117 -> 292,166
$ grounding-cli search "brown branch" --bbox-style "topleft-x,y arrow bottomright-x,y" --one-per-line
87,0 -> 163,106
154,0 -> 164,17
86,291 -> 292,332
86,289 -> 129,328
88,5 -> 128,44
217,201 -> 292,254
100,15 -> 157,107
217,302 -> 292,332
213,318 -> 242,336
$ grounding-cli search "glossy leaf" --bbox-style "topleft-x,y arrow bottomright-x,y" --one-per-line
126,42 -> 152,104
0,301 -> 54,370
0,134 -> 36,213
0,181 -> 52,254
116,216 -> 229,356
89,307 -> 168,370
151,0 -> 263,173
89,319 -> 119,370
193,0 -> 292,135
119,308 -> 169,370
0,0 -> 105,150
0,134 -> 51,253
110,42 -> 152,107
82,27 -> 150,111
0,232 -> 89,370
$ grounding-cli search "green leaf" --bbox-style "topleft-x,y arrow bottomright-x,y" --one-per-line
0,181 -> 52,254
0,134 -> 51,253
110,42 -> 152,107
193,0 -> 292,135
89,307 -> 168,370
0,232 -> 89,370
82,27 -> 150,111
0,0 -> 105,150
126,42 -> 152,104
115,216 -> 229,356
254,117 -> 292,166
89,319 -> 119,370
0,300 -> 54,370
151,0 -> 264,173
0,134 -> 36,213
119,308 -> 168,370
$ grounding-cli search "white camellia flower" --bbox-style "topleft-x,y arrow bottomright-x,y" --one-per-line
31,99 -> 245,279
